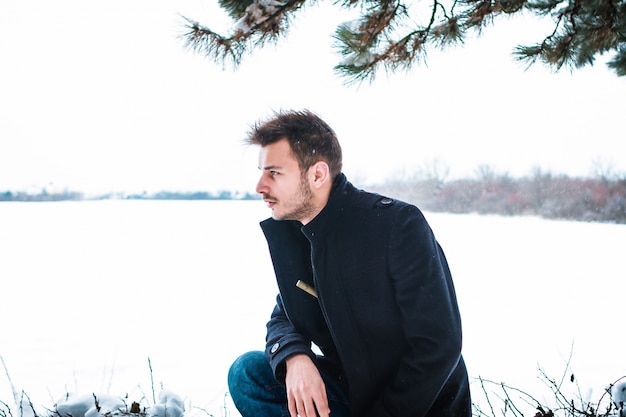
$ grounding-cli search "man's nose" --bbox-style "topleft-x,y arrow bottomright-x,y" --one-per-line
256,176 -> 267,195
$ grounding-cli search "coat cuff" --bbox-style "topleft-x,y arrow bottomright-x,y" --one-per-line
266,338 -> 316,381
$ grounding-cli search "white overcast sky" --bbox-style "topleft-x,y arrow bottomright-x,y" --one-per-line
1,0 -> 625,194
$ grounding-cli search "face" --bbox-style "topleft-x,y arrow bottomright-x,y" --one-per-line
256,139 -> 316,223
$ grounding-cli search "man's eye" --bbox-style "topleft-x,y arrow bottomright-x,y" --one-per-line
270,170 -> 279,176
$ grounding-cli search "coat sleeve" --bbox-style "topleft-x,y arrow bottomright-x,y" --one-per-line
265,294 -> 317,382
366,205 -> 464,417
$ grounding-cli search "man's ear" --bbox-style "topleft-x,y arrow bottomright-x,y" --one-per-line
310,161 -> 330,189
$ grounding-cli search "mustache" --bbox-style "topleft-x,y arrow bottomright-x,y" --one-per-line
261,193 -> 277,202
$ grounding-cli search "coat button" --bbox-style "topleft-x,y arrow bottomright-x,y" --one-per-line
375,197 -> 395,207
270,343 -> 280,354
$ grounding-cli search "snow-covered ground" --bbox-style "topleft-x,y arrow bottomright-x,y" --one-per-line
1,200 -> 625,416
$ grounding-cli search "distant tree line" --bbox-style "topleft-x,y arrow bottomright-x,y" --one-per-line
0,190 -> 86,202
0,189 -> 259,202
372,166 -> 626,224
3,169 -> 625,223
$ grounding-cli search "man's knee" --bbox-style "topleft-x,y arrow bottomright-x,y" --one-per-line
228,351 -> 268,392
228,351 -> 289,416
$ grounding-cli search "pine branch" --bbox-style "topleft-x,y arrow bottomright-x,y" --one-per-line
180,0 -> 307,68
180,16 -> 243,66
607,46 -> 626,75
181,0 -> 626,82
334,0 -> 455,83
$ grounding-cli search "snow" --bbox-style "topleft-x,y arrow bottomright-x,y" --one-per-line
1,200 -> 625,416
613,381 -> 626,415
47,389 -> 184,417
148,390 -> 185,417
56,393 -> 127,417
233,0 -> 284,35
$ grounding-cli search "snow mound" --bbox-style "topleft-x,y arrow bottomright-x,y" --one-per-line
612,381 -> 626,416
147,390 -> 185,417
53,390 -> 184,417
55,393 -> 126,417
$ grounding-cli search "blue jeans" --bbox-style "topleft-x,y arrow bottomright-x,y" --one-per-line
228,351 -> 351,417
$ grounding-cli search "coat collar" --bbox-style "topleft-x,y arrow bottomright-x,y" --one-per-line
300,173 -> 353,243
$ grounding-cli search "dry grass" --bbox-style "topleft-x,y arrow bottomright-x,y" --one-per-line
3,354 -> 624,417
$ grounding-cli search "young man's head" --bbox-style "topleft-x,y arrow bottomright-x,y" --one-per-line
245,109 -> 343,179
247,110 -> 342,224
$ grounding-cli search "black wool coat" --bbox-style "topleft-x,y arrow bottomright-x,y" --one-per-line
261,174 -> 471,417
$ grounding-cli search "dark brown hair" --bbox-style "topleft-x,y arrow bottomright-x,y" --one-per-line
246,109 -> 343,178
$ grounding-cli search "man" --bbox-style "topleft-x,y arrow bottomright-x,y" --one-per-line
228,110 -> 471,417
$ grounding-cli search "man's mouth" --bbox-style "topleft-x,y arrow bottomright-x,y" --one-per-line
263,198 -> 276,208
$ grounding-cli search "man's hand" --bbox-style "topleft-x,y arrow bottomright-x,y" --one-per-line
285,354 -> 330,417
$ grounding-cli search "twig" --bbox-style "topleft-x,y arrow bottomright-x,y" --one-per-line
557,342 -> 575,391
105,360 -> 116,394
191,406 -> 215,417
221,392 -> 229,417
597,375 -> 626,416
478,376 -> 497,417
477,377 -> 546,408
0,399 -> 14,417
92,393 -> 101,413
19,391 -> 38,417
0,356 -> 19,409
147,358 -> 156,405
498,382 -> 525,416
134,385 -> 149,406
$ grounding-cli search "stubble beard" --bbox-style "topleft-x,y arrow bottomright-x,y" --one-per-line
271,175 -> 316,222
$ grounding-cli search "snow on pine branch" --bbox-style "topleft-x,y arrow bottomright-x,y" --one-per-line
181,0 -> 305,67
233,0 -> 286,34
